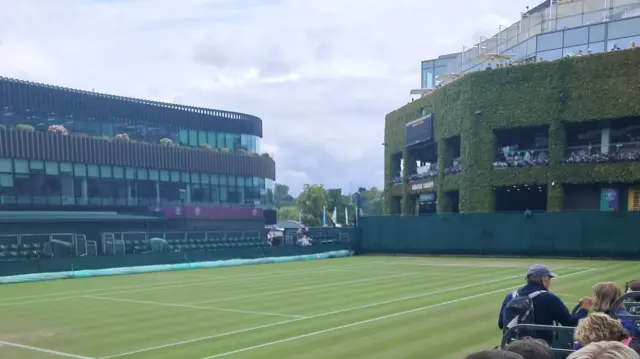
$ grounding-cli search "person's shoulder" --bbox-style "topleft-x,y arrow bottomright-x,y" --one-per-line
535,290 -> 562,303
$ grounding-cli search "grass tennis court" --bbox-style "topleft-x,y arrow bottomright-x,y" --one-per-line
1,256 -> 638,359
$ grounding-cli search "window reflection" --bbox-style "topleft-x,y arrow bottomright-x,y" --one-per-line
538,48 -> 563,61
0,159 -> 273,207
0,107 -> 263,153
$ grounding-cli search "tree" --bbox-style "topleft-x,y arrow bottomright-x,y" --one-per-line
326,188 -> 343,211
274,183 -> 294,208
296,184 -> 327,226
277,205 -> 299,221
360,187 -> 384,216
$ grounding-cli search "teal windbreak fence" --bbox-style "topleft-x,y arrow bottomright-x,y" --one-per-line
358,211 -> 640,258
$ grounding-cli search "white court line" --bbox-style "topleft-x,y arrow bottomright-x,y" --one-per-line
371,261 -> 594,271
201,267 -> 597,358
0,264 -> 382,307
99,270 -> 545,359
0,263 -> 376,304
0,340 -> 96,359
188,272 -> 420,305
319,268 -> 478,276
85,296 -> 304,319
201,285 -> 521,359
371,261 -> 567,269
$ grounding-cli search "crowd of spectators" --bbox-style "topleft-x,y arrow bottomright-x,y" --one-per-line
444,158 -> 461,175
494,146 -> 549,168
392,158 -> 461,184
409,162 -> 438,181
563,143 -> 640,164
466,266 -> 640,359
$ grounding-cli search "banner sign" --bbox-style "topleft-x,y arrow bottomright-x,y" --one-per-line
410,181 -> 435,192
600,188 -> 619,211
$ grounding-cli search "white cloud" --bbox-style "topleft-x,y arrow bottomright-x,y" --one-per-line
0,0 -> 533,195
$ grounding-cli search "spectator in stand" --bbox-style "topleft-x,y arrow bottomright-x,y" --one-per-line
505,337 -> 553,359
568,341 -> 640,359
632,41 -> 637,49
576,49 -> 584,56
626,280 -> 640,294
486,63 -> 493,71
466,349 -> 523,359
499,264 -> 591,345
587,49 -> 593,55
592,282 -> 635,336
573,313 -> 640,353
611,43 -> 621,51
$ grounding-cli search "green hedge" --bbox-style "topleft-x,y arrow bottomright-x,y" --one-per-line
384,49 -> 640,214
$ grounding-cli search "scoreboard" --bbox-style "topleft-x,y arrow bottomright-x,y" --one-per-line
405,114 -> 433,147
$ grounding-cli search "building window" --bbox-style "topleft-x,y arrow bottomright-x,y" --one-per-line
589,24 -> 606,43
538,48 -> 563,61
563,27 -> 589,47
537,32 -> 563,51
608,17 -> 640,40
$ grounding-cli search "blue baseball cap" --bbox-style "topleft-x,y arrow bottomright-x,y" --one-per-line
527,264 -> 558,279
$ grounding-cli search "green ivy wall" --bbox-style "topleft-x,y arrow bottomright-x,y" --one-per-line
384,49 -> 640,215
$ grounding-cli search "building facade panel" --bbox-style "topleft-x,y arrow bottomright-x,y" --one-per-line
0,130 -> 275,179
1,78 -> 263,153
0,78 -> 276,224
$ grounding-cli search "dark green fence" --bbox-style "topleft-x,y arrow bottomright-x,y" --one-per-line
359,212 -> 640,258
0,227 -> 357,277
0,243 -> 352,277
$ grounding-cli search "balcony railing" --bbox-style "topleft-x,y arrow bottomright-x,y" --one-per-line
454,0 -> 640,74
563,142 -> 640,164
493,148 -> 549,168
409,164 -> 438,181
444,158 -> 461,175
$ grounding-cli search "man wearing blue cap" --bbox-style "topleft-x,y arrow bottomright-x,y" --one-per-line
498,264 -> 592,344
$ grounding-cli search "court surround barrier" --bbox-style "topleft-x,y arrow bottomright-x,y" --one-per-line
359,212 -> 640,258
0,228 -> 355,278
0,250 -> 351,284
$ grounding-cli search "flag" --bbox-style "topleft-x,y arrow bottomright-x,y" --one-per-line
345,207 -> 349,225
322,206 -> 326,226
331,207 -> 337,225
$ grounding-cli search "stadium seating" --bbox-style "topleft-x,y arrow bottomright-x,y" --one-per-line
0,228 -> 349,261
0,233 -> 90,260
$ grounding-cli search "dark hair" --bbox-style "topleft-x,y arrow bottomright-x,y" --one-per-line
627,280 -> 640,292
466,349 -> 524,359
506,338 -> 554,359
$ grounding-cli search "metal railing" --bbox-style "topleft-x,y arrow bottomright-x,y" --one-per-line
453,0 -> 640,74
501,324 -> 576,355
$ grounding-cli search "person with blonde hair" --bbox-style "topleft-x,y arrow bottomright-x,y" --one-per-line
568,341 -> 639,359
573,313 -> 640,353
592,282 -> 635,336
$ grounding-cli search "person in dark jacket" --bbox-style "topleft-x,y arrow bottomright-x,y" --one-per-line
498,264 -> 592,344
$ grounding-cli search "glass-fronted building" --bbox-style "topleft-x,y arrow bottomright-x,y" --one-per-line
0,77 -> 276,226
421,0 -> 640,89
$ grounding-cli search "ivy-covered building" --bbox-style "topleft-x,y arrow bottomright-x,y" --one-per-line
384,49 -> 640,215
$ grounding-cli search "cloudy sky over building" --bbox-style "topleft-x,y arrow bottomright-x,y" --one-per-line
0,0 -> 532,194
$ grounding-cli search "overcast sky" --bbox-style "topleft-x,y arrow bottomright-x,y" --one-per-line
0,0 -> 534,195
